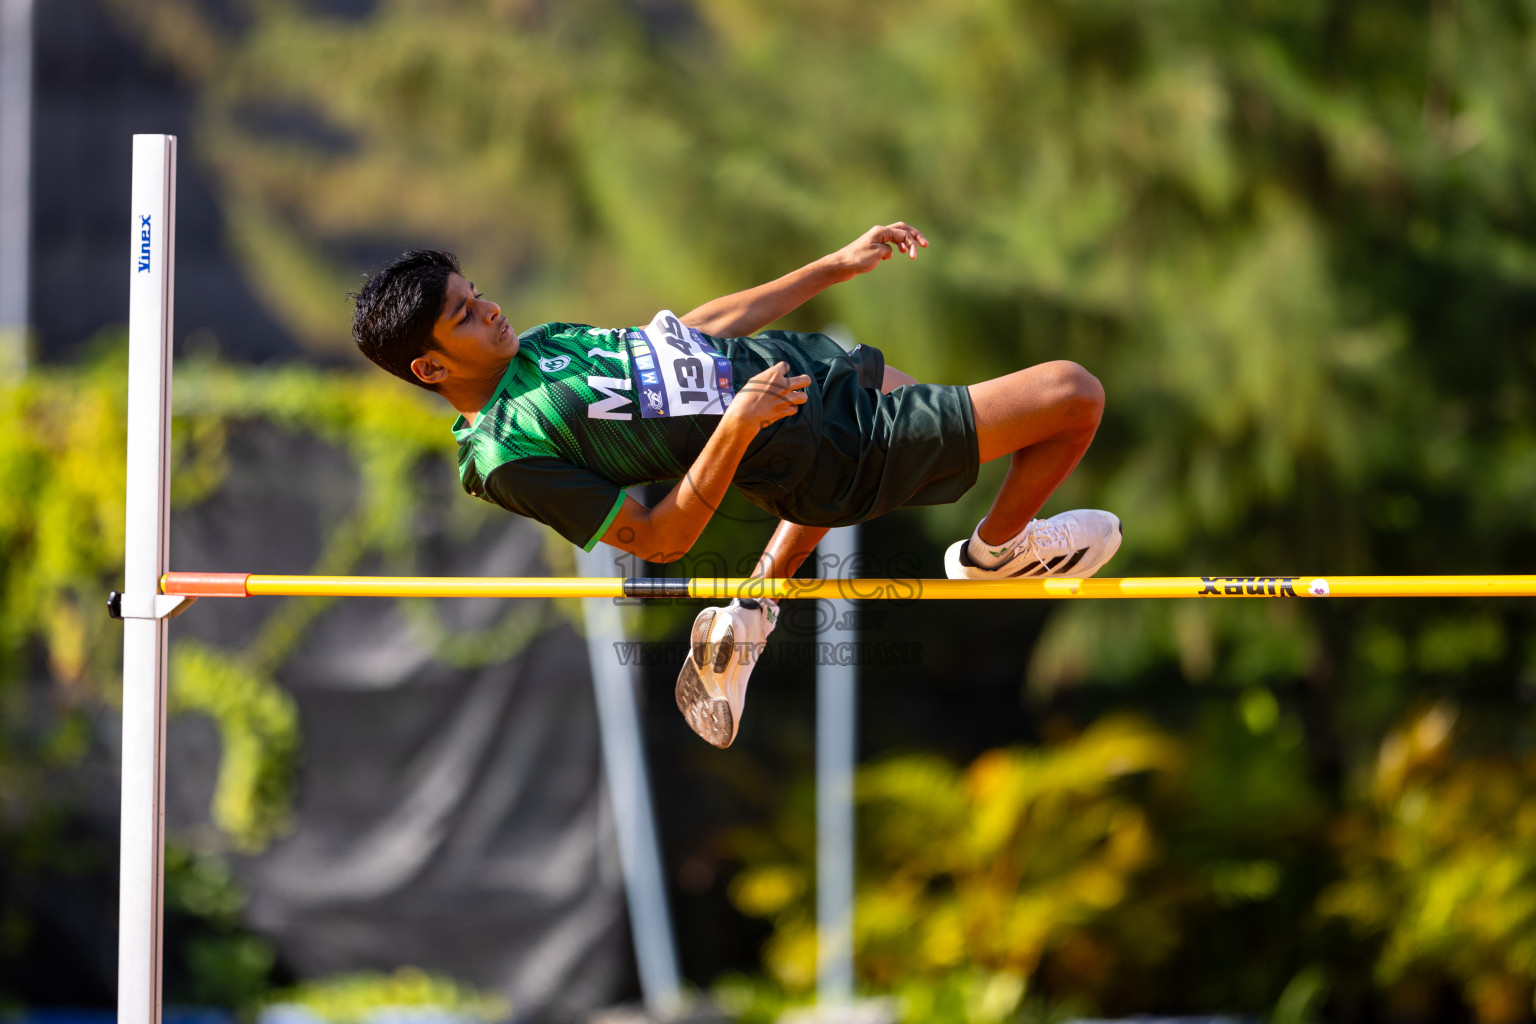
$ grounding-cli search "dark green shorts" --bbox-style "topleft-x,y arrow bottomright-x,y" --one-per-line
722,333 -> 980,528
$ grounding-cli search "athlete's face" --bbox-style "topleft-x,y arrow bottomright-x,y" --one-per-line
411,273 -> 518,388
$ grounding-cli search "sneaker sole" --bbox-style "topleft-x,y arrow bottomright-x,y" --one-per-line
690,607 -> 737,673
674,656 -> 737,749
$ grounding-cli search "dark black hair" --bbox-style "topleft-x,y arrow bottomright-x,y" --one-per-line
350,250 -> 461,391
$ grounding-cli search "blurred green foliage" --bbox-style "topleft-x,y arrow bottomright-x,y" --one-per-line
41,0 -> 1536,1017
269,967 -> 510,1024
722,712 -> 1324,1020
713,970 -> 1062,1024
719,702 -> 1536,1023
736,717 -> 1187,990
1322,704 -> 1536,1024
165,842 -> 281,1005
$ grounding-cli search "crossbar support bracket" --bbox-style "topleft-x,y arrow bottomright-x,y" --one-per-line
108,592 -> 196,621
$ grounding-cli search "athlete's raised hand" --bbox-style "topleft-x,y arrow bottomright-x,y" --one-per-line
728,361 -> 811,433
825,222 -> 929,281
679,222 -> 929,337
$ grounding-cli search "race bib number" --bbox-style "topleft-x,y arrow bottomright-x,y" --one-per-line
630,310 -> 735,418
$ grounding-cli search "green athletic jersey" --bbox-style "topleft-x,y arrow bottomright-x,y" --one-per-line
453,321 -> 900,549
453,323 -> 707,550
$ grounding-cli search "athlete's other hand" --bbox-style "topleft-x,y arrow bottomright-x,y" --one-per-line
728,361 -> 810,433
824,222 -> 929,281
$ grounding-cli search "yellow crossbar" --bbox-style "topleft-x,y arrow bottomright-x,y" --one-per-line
159,572 -> 1536,600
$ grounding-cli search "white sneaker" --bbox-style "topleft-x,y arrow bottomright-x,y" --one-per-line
944,509 -> 1122,580
674,597 -> 779,748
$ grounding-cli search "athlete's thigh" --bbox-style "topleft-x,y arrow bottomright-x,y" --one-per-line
968,360 -> 1103,463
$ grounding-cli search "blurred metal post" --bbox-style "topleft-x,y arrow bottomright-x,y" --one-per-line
577,542 -> 683,1018
817,523 -> 859,1006
0,0 -> 33,372
120,134 -> 178,1024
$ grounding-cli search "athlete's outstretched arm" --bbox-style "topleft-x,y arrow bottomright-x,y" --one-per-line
601,362 -> 811,562
680,223 -> 928,338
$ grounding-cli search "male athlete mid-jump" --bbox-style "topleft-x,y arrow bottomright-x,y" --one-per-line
351,224 -> 1120,747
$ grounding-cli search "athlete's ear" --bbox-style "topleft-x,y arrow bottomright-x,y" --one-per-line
411,352 -> 448,386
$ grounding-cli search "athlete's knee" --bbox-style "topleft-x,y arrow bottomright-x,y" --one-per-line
1038,360 -> 1104,429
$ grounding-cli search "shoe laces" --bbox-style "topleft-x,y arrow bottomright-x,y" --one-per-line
1022,518 -> 1073,557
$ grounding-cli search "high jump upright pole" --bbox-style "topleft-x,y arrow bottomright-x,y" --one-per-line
576,543 -> 682,1016
816,524 -> 858,1009
119,134 -> 177,1024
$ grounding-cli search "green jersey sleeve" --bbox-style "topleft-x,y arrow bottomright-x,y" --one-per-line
482,457 -> 626,552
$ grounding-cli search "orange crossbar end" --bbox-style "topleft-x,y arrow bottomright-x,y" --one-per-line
161,572 -> 251,597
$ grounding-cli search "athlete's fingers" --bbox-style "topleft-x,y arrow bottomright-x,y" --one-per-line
771,385 -> 809,404
894,221 -> 926,246
743,365 -> 810,414
872,223 -> 925,260
878,222 -> 922,244
894,223 -> 925,258
745,365 -> 803,398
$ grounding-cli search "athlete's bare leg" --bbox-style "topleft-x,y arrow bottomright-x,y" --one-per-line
752,521 -> 825,578
881,365 -> 920,391
967,360 -> 1104,546
752,362 -> 1099,569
